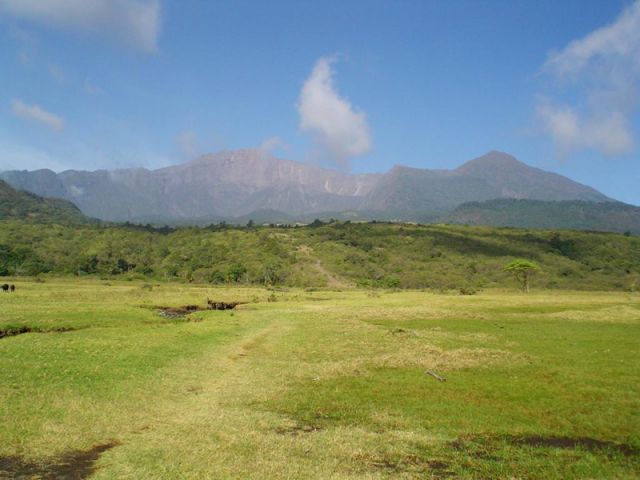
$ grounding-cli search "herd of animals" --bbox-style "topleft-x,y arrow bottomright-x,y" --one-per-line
1,284 -> 15,292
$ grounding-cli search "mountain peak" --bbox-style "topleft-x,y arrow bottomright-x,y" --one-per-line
456,150 -> 524,173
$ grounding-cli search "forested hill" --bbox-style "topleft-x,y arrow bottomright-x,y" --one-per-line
0,220 -> 638,291
0,180 -> 89,224
444,199 -> 640,234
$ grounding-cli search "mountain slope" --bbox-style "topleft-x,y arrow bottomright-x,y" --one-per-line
455,151 -> 608,201
355,151 -> 610,221
1,149 -> 613,223
0,180 -> 88,223
444,199 -> 640,234
359,165 -> 501,220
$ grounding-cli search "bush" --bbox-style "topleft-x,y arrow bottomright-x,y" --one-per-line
381,276 -> 401,288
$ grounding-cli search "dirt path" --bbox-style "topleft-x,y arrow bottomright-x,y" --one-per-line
296,245 -> 352,288
312,260 -> 352,289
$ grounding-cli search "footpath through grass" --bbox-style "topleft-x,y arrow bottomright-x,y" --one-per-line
0,280 -> 638,479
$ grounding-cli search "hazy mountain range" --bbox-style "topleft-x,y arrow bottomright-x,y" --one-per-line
1,149 -> 615,226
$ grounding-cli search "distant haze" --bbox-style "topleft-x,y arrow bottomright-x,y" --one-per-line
1,149 -> 609,224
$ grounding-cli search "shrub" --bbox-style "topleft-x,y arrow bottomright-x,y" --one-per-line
458,286 -> 477,295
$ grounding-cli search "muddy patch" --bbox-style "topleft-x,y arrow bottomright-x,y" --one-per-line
0,442 -> 119,479
451,434 -> 638,458
0,326 -> 74,340
156,305 -> 204,319
151,300 -> 246,319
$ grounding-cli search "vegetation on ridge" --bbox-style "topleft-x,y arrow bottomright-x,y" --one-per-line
1,220 -> 638,291
0,180 -> 89,224
444,198 -> 640,234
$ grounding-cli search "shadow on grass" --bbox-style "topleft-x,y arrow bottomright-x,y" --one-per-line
0,442 -> 119,479
0,326 -> 75,339
451,434 -> 639,458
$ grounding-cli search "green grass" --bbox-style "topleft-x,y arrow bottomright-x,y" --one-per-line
0,280 -> 638,478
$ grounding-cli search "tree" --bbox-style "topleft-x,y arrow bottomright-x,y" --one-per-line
261,261 -> 286,286
226,263 -> 247,283
504,259 -> 539,292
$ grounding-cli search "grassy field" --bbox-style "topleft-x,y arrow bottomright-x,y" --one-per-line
0,280 -> 638,479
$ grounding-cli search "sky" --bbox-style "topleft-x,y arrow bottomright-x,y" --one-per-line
0,0 -> 639,204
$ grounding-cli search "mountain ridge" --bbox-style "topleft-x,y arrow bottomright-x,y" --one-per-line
1,149 -> 612,223
0,179 -> 89,224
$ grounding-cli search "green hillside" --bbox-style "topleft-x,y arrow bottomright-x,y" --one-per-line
444,199 -> 640,234
1,220 -> 638,291
0,180 -> 88,224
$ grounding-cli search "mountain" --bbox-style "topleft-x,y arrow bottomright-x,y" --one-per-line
1,150 -> 379,222
1,149 -> 611,224
358,151 -> 608,220
0,180 -> 88,224
444,199 -> 640,234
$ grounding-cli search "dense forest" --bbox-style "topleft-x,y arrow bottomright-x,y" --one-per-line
1,219 -> 638,291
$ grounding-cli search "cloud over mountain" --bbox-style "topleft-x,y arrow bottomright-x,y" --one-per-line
298,56 -> 372,166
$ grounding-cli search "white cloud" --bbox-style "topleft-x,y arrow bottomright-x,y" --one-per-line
11,99 -> 65,132
545,1 -> 640,78
537,0 -> 640,157
537,100 -> 633,156
297,56 -> 372,166
0,0 -> 161,53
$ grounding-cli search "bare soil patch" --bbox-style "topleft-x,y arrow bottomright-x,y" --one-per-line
153,301 -> 246,319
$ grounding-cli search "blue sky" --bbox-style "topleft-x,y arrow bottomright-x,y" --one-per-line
1,0 -> 639,204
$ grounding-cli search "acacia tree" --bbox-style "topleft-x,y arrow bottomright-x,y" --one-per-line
504,259 -> 539,293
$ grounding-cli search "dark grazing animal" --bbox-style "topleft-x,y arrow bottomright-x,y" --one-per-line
1,284 -> 8,292
10,284 -> 15,292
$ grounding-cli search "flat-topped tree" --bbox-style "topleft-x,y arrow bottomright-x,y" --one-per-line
504,259 -> 539,293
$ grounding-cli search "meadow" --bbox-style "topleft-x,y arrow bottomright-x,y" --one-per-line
0,279 -> 638,479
